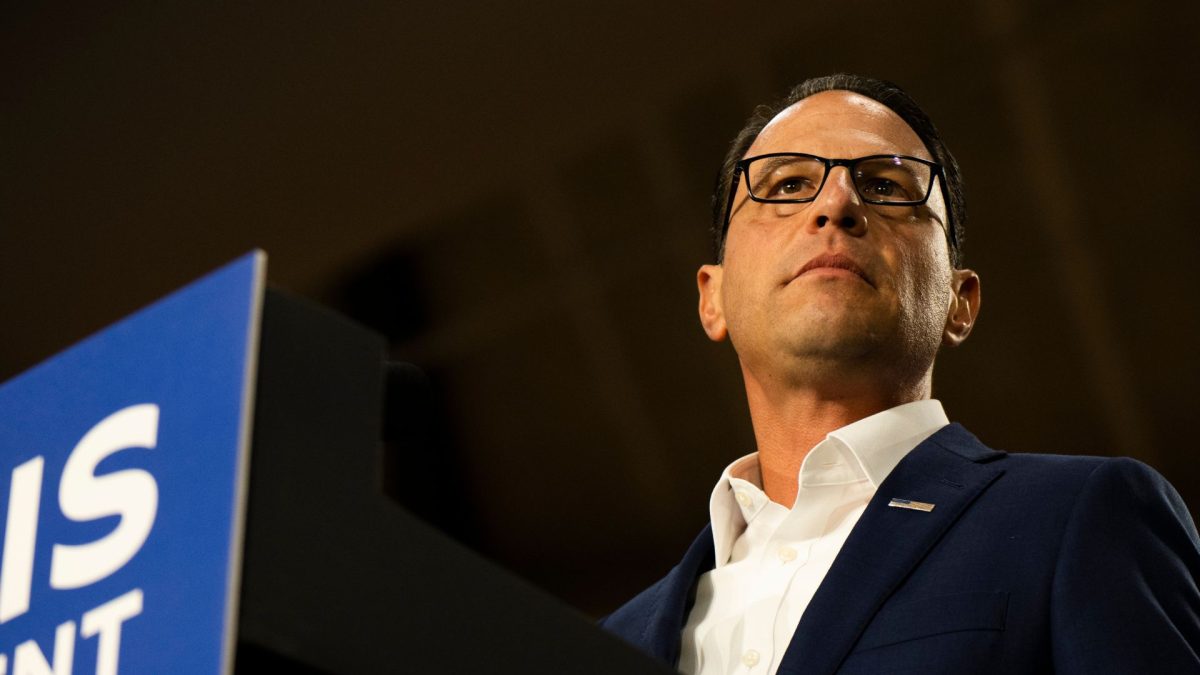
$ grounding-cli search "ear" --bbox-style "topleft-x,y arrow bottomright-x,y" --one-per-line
697,264 -> 728,342
943,268 -> 980,347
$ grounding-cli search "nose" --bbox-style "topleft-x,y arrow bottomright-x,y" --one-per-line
808,166 -> 867,237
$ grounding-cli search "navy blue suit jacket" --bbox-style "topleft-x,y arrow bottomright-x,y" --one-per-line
600,424 -> 1200,674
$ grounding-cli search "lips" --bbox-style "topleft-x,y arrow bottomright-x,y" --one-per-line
793,252 -> 874,287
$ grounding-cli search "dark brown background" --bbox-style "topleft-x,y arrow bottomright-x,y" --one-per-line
3,0 -> 1198,617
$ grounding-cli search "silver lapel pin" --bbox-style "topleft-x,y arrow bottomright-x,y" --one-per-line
888,498 -> 935,512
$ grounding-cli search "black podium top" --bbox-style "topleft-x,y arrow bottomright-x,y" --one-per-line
236,291 -> 672,674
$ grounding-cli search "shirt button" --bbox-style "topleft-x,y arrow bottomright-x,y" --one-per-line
735,491 -> 753,508
778,546 -> 798,563
742,649 -> 761,667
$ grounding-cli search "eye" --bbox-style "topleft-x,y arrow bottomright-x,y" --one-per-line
861,178 -> 900,198
853,158 -> 927,202
767,174 -> 816,198
747,156 -> 825,200
775,177 -> 806,195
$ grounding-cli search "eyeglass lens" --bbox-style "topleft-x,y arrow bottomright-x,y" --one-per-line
745,156 -> 932,205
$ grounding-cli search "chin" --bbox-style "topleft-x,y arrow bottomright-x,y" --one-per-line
778,316 -> 885,362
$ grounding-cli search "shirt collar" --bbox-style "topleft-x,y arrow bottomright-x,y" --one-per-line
827,398 -> 950,487
707,399 -> 949,566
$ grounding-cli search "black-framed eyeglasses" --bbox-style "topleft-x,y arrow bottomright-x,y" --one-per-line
721,152 -> 956,248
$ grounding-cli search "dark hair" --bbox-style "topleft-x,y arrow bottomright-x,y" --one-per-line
710,74 -> 966,267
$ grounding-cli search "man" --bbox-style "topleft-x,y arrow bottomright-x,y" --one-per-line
600,74 -> 1200,674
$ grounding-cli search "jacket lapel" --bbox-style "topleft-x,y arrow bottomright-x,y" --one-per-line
640,524 -> 716,664
776,423 -> 1005,675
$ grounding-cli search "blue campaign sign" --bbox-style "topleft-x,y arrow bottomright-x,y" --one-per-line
0,251 -> 266,675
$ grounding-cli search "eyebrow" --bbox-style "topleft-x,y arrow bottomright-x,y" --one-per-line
755,155 -> 805,174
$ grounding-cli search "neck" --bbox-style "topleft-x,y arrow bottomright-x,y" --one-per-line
740,364 -> 931,507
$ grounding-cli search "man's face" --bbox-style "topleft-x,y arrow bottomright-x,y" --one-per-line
698,90 -> 975,387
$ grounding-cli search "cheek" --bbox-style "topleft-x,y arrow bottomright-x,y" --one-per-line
723,218 -> 773,260
721,227 -> 778,293
716,260 -> 755,326
715,248 -> 780,342
893,236 -> 953,325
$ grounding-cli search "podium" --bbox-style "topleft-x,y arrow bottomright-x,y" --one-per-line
0,252 -> 672,674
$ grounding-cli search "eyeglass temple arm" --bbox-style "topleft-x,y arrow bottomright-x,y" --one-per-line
721,168 -> 742,238
935,169 -> 957,251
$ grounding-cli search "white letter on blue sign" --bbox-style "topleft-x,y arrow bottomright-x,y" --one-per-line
49,405 -> 160,591
11,619 -> 76,675
0,457 -> 45,623
81,589 -> 142,675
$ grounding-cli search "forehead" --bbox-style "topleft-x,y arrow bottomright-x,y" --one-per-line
746,90 -> 931,161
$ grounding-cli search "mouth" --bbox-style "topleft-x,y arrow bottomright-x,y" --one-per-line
792,252 -> 875,288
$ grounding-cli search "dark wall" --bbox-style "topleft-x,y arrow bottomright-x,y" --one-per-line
3,0 -> 1198,616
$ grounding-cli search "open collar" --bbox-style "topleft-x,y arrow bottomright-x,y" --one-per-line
708,400 -> 950,567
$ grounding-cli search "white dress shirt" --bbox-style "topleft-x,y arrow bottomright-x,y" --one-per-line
678,400 -> 950,675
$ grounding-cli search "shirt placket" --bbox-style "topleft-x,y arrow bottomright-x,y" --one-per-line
734,503 -> 817,673
761,444 -> 866,672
